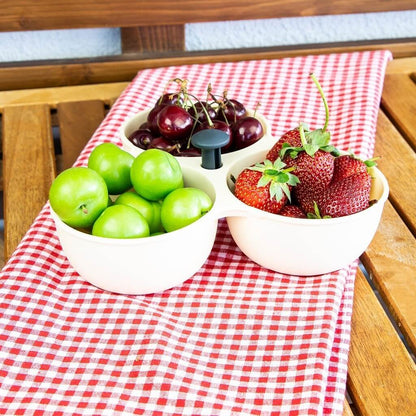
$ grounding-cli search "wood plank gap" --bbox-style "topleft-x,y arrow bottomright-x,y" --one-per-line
57,100 -> 106,171
380,99 -> 416,154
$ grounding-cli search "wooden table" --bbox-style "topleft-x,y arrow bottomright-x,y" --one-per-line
1,57 -> 415,416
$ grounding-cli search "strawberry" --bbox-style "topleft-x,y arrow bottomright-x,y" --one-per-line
280,117 -> 336,213
275,74 -> 340,214
332,153 -> 377,182
266,128 -> 302,162
258,74 -> 374,220
315,171 -> 372,217
286,148 -> 335,213
234,158 -> 299,214
278,204 -> 307,218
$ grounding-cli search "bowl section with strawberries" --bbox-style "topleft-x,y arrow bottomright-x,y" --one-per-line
226,144 -> 388,275
226,74 -> 389,275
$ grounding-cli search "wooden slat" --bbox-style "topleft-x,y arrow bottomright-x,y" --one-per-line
358,109 -> 416,354
2,104 -> 56,260
361,200 -> 416,353
386,56 -> 416,74
57,100 -> 106,171
381,72 -> 416,151
373,110 -> 416,236
1,0 -> 415,31
121,25 -> 185,54
0,40 -> 415,91
0,82 -> 128,110
343,399 -> 354,416
347,269 -> 416,416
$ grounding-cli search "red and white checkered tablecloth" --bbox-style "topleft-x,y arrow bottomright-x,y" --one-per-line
0,50 -> 391,415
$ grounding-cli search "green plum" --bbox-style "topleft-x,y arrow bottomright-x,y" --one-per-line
88,142 -> 134,195
160,187 -> 213,232
130,148 -> 183,201
92,204 -> 150,238
113,190 -> 163,234
149,200 -> 164,234
49,166 -> 108,228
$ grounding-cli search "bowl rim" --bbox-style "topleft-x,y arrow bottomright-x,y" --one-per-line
49,202 -> 218,246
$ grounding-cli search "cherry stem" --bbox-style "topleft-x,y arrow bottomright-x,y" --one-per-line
187,92 -> 214,128
310,73 -> 329,133
200,104 -> 214,128
253,102 -> 261,117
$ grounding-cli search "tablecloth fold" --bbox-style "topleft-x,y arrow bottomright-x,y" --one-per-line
1,50 -> 392,416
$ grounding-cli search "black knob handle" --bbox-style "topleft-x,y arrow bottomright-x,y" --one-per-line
191,129 -> 230,169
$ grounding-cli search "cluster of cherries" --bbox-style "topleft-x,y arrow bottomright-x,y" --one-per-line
127,79 -> 265,156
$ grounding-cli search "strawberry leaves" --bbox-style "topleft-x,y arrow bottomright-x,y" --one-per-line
306,201 -> 332,219
279,123 -> 336,160
249,158 -> 299,202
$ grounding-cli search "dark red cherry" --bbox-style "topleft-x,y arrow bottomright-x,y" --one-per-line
146,105 -> 165,135
157,105 -> 193,142
147,136 -> 178,153
139,121 -> 151,130
218,99 -> 247,124
188,101 -> 217,125
128,129 -> 154,149
172,146 -> 201,157
233,116 -> 264,149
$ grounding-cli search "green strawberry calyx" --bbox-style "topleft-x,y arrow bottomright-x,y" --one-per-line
249,158 -> 300,202
306,201 -> 332,219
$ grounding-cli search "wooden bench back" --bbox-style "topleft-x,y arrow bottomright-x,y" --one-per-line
1,0 -> 416,89
2,0 -> 414,31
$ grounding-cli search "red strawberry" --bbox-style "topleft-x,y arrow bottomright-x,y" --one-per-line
234,158 -> 299,214
285,149 -> 335,213
266,128 -> 302,162
332,153 -> 377,182
278,204 -> 307,218
275,74 -> 339,214
315,171 -> 372,217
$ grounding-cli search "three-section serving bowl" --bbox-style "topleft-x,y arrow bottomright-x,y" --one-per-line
50,109 -> 389,294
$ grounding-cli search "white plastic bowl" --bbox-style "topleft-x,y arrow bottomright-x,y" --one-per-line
50,165 -> 218,295
223,150 -> 389,276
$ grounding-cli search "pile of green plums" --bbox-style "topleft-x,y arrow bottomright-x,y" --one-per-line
49,143 -> 213,239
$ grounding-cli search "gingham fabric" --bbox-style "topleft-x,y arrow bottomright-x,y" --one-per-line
0,50 -> 391,415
